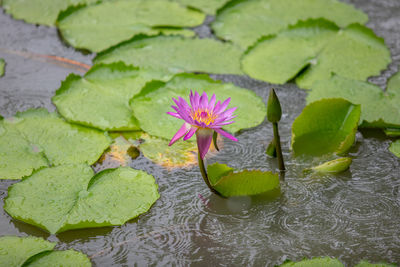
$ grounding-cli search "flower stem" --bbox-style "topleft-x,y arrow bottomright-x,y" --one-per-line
273,122 -> 285,171
197,153 -> 222,196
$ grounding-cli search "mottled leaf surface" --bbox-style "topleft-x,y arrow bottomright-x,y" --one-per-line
95,35 -> 243,75
5,165 -> 159,234
292,99 -> 361,156
57,0 -> 204,52
0,236 -> 55,267
131,74 -> 266,140
280,257 -> 344,267
212,0 -> 367,49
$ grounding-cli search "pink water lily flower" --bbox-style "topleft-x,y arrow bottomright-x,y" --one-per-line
167,91 -> 238,159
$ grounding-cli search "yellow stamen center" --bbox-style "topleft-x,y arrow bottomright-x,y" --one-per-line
191,109 -> 217,126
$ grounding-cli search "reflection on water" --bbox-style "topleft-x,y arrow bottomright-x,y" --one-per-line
1,0 -> 400,266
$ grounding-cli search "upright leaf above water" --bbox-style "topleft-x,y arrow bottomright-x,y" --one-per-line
291,98 -> 361,156
312,157 -> 352,174
57,0 -> 204,52
5,165 -> 159,234
95,35 -> 243,75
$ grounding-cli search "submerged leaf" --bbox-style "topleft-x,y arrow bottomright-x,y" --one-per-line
389,140 -> 400,158
291,98 -> 361,156
279,257 -> 344,267
95,35 -> 243,75
5,165 -> 159,234
242,20 -> 390,89
130,74 -> 266,140
312,157 -> 352,173
0,58 -> 5,77
212,0 -> 367,49
0,236 -> 56,267
53,63 -> 170,131
57,0 -> 204,52
23,250 -> 91,267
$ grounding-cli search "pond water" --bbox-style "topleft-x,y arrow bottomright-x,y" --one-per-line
0,0 -> 400,266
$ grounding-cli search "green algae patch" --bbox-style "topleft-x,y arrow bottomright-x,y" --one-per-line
53,63 -> 170,131
312,157 -> 352,174
57,0 -> 204,52
130,74 -> 266,140
95,35 -> 243,75
307,74 -> 400,129
212,0 -> 367,49
292,99 -> 361,156
5,165 -> 159,234
207,163 -> 279,197
242,20 -> 390,89
279,257 -> 344,267
0,59 -> 5,77
173,0 -> 230,15
389,140 -> 400,158
0,236 -> 56,267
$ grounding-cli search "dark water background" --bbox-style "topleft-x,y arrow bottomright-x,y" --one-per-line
0,1 -> 399,266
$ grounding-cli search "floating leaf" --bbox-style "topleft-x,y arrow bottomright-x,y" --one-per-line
292,98 -> 361,156
53,63 -> 170,131
212,0 -> 367,49
312,157 -> 352,173
389,140 -> 400,158
2,0 -> 97,26
22,250 -> 91,267
279,257 -> 344,267
207,163 -> 280,197
0,236 -> 56,267
384,128 -> 400,137
130,73 -> 266,140
354,260 -> 397,267
0,58 -> 5,77
242,20 -> 390,89
307,75 -> 400,128
95,35 -> 243,75
57,0 -> 204,52
5,165 -> 159,234
173,0 -> 230,15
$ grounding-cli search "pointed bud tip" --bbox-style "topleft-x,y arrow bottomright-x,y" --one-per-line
267,88 -> 282,123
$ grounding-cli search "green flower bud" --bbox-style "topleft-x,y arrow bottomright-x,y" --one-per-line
267,88 -> 282,123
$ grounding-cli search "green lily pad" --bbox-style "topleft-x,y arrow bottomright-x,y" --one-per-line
242,20 -> 391,89
0,58 -> 5,77
384,128 -> 400,137
0,236 -> 56,267
130,73 -> 266,140
207,163 -> 280,197
354,260 -> 397,267
57,0 -> 204,52
389,140 -> 400,158
95,35 -> 243,75
53,63 -> 170,131
212,0 -> 367,49
22,250 -> 91,267
2,0 -> 97,26
5,165 -> 159,234
307,75 -> 400,128
312,157 -> 352,173
173,0 -> 230,15
292,98 -> 361,156
279,257 -> 344,267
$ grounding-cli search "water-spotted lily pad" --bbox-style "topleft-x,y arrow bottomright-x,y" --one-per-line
2,0 -> 98,26
57,0 -> 204,52
312,157 -> 352,174
307,74 -> 400,128
53,63 -> 170,131
279,257 -> 344,267
207,163 -> 280,197
292,98 -> 361,156
242,20 -> 390,89
354,260 -> 397,267
0,59 -> 5,77
212,0 -> 367,49
173,0 -> 230,15
95,35 -> 243,75
23,250 -> 91,267
389,140 -> 400,158
0,236 -> 56,267
130,73 -> 266,140
5,165 -> 159,234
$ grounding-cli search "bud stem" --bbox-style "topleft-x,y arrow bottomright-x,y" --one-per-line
273,122 -> 285,171
197,153 -> 222,196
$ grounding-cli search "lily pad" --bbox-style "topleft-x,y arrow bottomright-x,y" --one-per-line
312,157 -> 352,174
130,73 -> 266,140
53,63 -> 170,131
95,35 -> 243,75
307,74 -> 400,128
279,257 -> 344,267
207,163 -> 280,197
242,20 -> 391,89
0,58 -> 5,77
0,236 -> 56,267
22,250 -> 91,267
354,260 -> 397,267
2,0 -> 98,26
5,165 -> 159,234
291,98 -> 361,156
389,140 -> 400,158
57,0 -> 204,52
173,0 -> 230,15
212,0 -> 367,49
